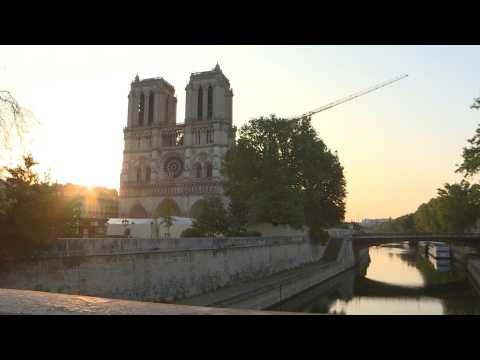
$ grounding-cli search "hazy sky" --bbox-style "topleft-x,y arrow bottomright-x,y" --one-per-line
1,45 -> 479,221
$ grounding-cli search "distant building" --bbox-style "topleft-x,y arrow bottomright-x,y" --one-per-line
60,184 -> 119,236
361,218 -> 390,228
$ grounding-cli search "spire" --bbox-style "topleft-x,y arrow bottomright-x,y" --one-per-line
214,62 -> 221,72
134,74 -> 140,82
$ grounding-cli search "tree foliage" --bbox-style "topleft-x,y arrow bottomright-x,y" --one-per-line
414,181 -> 480,233
456,96 -> 480,177
374,214 -> 416,234
190,194 -> 229,236
0,91 -> 37,170
221,115 -> 346,233
378,181 -> 480,235
382,96 -> 480,235
0,155 -> 81,256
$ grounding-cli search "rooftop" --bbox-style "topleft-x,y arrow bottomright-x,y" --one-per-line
131,76 -> 175,92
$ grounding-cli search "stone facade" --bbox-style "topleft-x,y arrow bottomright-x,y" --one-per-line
119,64 -> 235,218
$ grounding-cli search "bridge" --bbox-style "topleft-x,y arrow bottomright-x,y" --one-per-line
352,233 -> 480,249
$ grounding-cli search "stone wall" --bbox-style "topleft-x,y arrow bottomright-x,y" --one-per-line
0,236 -> 326,303
467,258 -> 480,295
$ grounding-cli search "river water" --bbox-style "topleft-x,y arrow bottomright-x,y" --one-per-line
271,242 -> 480,314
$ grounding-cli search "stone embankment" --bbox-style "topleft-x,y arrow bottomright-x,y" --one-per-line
0,235 -> 329,303
467,258 -> 480,295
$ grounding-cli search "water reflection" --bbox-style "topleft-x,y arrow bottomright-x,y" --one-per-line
271,242 -> 480,315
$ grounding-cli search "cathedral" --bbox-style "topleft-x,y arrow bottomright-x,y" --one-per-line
119,64 -> 235,218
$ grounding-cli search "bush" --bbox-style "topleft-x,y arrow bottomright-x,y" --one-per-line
233,230 -> 262,237
309,227 -> 329,245
192,194 -> 229,236
180,227 -> 206,238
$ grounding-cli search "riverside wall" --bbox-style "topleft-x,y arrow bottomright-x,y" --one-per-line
0,236 -> 329,303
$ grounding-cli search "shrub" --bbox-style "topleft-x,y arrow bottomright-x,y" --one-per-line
180,227 -> 206,238
192,194 -> 229,236
234,230 -> 262,237
309,227 -> 329,245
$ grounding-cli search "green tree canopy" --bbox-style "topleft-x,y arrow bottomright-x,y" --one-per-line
374,214 -> 416,233
413,180 -> 480,234
0,155 -> 81,256
191,194 -> 229,237
456,96 -> 480,177
221,115 -> 346,234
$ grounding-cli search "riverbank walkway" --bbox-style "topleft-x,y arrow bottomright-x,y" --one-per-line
0,288 -> 304,315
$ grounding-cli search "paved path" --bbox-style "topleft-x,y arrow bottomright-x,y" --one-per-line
0,288 -> 304,315
177,260 -> 335,308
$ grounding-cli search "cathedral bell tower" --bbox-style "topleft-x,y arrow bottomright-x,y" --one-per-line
119,65 -> 234,219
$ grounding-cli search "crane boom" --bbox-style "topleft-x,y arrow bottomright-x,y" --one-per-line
301,74 -> 408,118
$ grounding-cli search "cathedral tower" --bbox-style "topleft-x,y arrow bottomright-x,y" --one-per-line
119,65 -> 234,218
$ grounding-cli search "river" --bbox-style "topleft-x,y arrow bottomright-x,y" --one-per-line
271,241 -> 480,314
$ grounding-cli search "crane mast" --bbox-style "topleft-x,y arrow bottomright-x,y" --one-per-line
301,74 -> 408,118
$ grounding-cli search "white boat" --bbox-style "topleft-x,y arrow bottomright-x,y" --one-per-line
428,242 -> 451,259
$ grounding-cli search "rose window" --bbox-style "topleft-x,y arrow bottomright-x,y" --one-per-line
164,157 -> 183,178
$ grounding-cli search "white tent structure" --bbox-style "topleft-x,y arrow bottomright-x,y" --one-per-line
107,217 -> 194,239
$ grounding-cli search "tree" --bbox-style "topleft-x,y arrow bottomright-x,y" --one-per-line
374,213 -> 416,233
0,91 -> 37,171
0,155 -> 81,256
152,197 -> 178,239
435,181 -> 480,233
413,181 -> 480,234
456,96 -> 480,177
191,194 -> 229,236
221,115 -> 346,237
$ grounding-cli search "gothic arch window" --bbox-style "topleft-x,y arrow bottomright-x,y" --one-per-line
155,198 -> 182,217
206,128 -> 213,144
138,93 -> 145,126
136,167 -> 142,183
148,91 -> 154,125
129,203 -> 148,218
165,95 -> 169,123
197,86 -> 203,120
207,85 -> 213,120
206,162 -> 213,178
189,199 -> 204,219
195,163 -> 202,178
145,166 -> 151,183
193,128 -> 201,145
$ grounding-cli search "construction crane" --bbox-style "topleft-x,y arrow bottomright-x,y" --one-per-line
300,74 -> 408,119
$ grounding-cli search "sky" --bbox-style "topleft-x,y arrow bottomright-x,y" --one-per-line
1,45 -> 480,221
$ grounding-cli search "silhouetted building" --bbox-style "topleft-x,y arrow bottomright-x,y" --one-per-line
61,183 -> 119,236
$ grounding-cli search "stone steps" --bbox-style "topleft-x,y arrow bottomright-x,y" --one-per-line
176,259 -> 336,308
